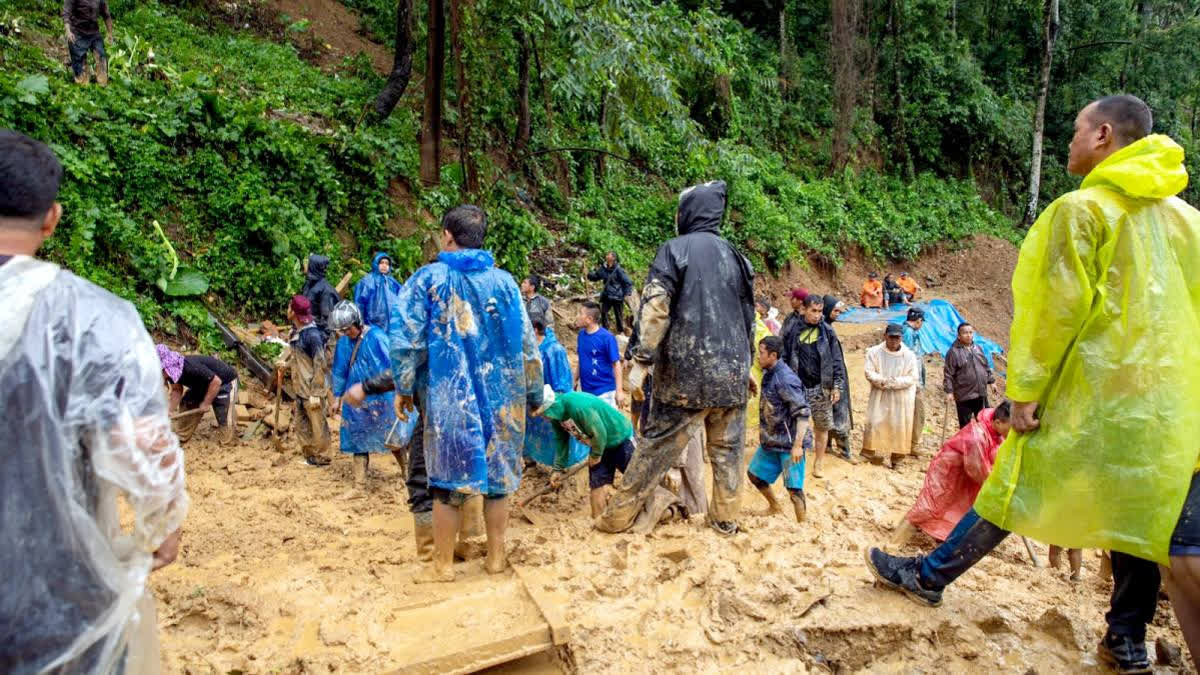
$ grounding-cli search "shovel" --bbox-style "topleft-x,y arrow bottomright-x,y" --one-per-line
517,461 -> 588,525
270,372 -> 286,452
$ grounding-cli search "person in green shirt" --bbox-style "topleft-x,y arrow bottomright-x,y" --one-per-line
539,388 -> 635,518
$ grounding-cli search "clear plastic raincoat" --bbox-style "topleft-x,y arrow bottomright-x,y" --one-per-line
331,324 -> 397,454
354,252 -> 402,331
389,249 -> 544,496
974,135 -> 1200,564
0,257 -> 189,673
525,330 -> 584,467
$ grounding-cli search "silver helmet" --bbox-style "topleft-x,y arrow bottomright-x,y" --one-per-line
329,300 -> 362,332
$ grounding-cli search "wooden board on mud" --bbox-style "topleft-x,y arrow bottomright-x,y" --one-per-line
386,565 -> 570,674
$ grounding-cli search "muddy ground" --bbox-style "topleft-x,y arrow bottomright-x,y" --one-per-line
153,238 -> 1193,674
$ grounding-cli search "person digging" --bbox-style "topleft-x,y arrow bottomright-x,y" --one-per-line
274,294 -> 333,467
536,387 -> 636,519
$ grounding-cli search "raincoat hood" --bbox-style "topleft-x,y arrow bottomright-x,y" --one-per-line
1081,134 -> 1189,199
822,294 -> 839,324
371,252 -> 392,275
676,180 -> 727,235
437,249 -> 495,272
306,254 -> 330,281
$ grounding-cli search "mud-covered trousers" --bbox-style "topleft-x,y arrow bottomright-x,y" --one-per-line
597,401 -> 746,532
405,393 -> 432,515
918,508 -> 1160,641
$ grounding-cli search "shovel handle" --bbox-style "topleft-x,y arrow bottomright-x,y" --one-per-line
519,460 -> 589,508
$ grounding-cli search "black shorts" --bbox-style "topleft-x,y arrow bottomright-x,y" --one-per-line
588,438 -> 634,490
1169,471 -> 1200,556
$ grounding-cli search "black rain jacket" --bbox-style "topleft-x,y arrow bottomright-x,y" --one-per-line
630,181 -> 755,409
587,259 -> 634,301
300,254 -> 340,334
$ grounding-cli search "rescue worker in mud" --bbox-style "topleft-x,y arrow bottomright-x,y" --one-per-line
275,294 -> 333,466
746,336 -> 812,523
865,95 -> 1200,674
387,204 -> 544,583
780,294 -> 844,478
597,180 -> 756,536
156,345 -> 239,445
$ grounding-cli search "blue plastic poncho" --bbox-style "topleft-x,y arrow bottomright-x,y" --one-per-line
331,324 -> 397,454
390,249 -> 544,495
525,330 -> 588,467
975,135 -> 1200,564
354,252 -> 402,331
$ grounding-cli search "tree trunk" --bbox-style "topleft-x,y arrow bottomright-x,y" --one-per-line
1021,0 -> 1060,228
779,1 -> 791,93
449,0 -> 478,194
514,29 -> 531,156
372,0 -> 415,118
830,0 -> 861,172
889,0 -> 913,179
532,35 -> 571,199
419,0 -> 446,186
595,89 -> 608,183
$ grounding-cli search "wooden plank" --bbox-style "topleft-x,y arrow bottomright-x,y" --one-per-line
395,625 -> 552,675
513,565 -> 571,646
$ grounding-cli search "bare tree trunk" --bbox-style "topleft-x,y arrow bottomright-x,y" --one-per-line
372,0 -> 415,118
514,29 -> 531,156
1021,0 -> 1060,228
595,88 -> 608,182
420,0 -> 446,186
532,35 -> 571,199
779,1 -> 791,93
889,0 -> 913,179
449,0 -> 478,194
831,0 -> 861,172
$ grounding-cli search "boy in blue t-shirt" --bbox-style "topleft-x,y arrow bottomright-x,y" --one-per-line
575,301 -> 624,409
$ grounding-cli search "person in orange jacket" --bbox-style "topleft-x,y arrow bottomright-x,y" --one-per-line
860,272 -> 883,308
897,272 -> 921,301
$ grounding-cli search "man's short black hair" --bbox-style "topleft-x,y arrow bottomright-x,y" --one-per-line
957,322 -> 972,334
581,301 -> 601,322
532,317 -> 547,334
993,400 -> 1012,421
524,274 -> 541,291
0,130 -> 63,224
759,335 -> 783,357
442,204 -> 487,249
1089,95 -> 1153,146
803,294 -> 825,309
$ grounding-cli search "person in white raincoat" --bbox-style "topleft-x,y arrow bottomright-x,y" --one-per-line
0,131 -> 188,673
861,323 -> 920,468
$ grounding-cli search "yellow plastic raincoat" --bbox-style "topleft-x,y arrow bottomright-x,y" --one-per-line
748,316 -> 772,431
974,135 -> 1200,564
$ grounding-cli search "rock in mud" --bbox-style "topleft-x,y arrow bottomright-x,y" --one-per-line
1155,636 -> 1182,666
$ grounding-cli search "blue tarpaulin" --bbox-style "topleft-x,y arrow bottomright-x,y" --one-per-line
838,299 -> 1004,368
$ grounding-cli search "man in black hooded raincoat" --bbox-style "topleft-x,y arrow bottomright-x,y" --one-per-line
596,181 -> 756,535
300,254 -> 340,338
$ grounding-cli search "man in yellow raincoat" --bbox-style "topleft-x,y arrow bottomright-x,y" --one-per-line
865,95 -> 1200,674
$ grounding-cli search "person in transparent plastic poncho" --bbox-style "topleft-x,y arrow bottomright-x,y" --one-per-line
0,131 -> 188,673
865,96 -> 1200,673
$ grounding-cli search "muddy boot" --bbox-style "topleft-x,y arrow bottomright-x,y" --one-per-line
95,57 -> 109,86
73,69 -> 88,85
413,512 -> 434,563
789,491 -> 807,524
353,454 -> 368,488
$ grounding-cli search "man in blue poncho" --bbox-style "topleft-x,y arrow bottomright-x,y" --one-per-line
329,301 -> 400,490
354,252 -> 402,331
390,204 -> 544,583
525,317 -> 587,468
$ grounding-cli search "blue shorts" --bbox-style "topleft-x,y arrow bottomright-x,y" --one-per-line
748,446 -> 806,492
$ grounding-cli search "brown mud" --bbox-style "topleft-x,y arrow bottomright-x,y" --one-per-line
154,236 -> 1192,673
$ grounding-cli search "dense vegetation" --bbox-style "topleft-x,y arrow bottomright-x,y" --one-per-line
1,0 -> 1197,345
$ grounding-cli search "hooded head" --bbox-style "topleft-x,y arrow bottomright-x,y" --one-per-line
822,294 -> 840,323
307,254 -> 330,281
156,344 -> 184,383
675,180 -> 727,236
372,252 -> 392,276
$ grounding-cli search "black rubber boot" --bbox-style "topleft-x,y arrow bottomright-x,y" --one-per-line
1097,632 -> 1152,674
